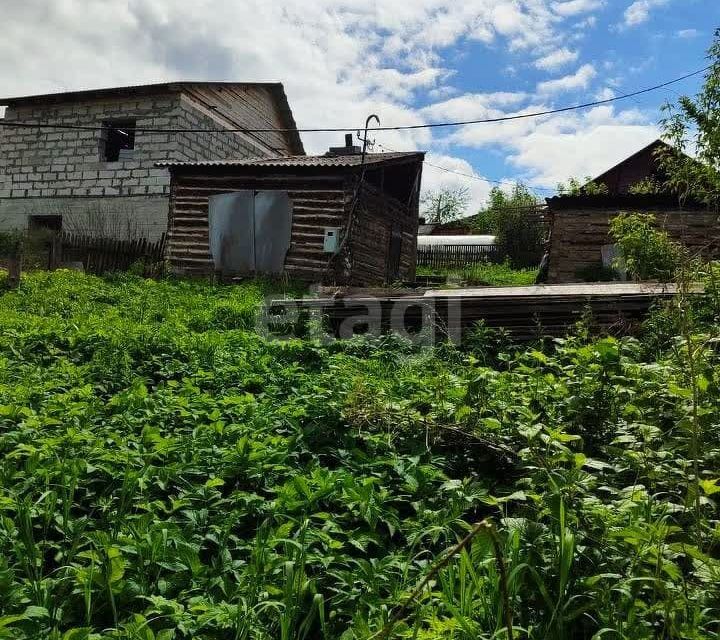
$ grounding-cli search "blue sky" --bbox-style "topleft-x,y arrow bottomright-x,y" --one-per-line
1,0 -> 718,210
419,0 -> 716,196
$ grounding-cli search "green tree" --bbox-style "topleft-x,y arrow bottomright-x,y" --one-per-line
658,28 -> 720,204
474,183 -> 544,267
421,186 -> 471,223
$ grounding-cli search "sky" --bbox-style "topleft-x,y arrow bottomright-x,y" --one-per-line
1,0 -> 718,212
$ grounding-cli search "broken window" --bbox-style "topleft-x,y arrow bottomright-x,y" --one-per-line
99,119 -> 136,162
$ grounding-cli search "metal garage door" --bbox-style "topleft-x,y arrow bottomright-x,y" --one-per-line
208,191 -> 292,275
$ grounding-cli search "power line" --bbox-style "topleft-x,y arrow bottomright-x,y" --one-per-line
374,66 -> 710,196
374,142 -> 556,193
0,65 -> 709,135
424,158 -> 556,193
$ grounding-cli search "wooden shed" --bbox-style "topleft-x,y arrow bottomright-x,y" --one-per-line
545,194 -> 720,283
160,148 -> 424,284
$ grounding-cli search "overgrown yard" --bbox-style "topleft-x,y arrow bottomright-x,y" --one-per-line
1,270 -> 719,639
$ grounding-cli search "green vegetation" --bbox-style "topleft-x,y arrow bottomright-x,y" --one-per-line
473,184 -> 544,268
555,177 -> 609,197
658,28 -> 720,205
0,269 -> 719,639
627,177 -> 663,195
421,186 -> 471,224
609,212 -> 681,282
3,24 -> 720,640
417,262 -> 538,287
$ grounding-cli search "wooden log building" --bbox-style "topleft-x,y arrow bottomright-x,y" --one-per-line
160,141 -> 424,284
545,194 -> 720,283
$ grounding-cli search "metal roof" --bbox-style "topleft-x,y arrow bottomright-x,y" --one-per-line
417,234 -> 496,246
157,151 -> 424,169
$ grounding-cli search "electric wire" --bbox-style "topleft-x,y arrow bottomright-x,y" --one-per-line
0,65 -> 709,134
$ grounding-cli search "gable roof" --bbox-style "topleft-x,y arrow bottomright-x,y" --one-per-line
590,138 -> 673,186
0,81 -> 304,155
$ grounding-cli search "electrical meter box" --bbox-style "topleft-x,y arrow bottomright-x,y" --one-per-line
323,227 -> 341,253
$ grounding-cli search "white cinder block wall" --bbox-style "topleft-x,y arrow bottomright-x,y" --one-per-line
0,90 -> 278,241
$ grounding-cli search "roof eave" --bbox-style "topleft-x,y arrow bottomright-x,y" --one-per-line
156,151 -> 425,171
545,192 -> 710,210
0,81 -> 285,106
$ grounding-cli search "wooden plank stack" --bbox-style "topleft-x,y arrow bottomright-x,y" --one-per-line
269,283 -> 693,342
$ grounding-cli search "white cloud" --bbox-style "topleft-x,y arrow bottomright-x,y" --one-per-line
552,0 -> 604,17
537,63 -> 596,93
433,98 -> 658,187
534,48 -> 579,71
622,0 -> 669,27
509,121 -> 658,185
676,28 -> 700,39
0,1 -> 667,202
421,91 -> 528,122
422,153 -> 495,215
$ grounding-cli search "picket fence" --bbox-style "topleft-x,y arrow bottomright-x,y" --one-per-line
53,233 -> 166,275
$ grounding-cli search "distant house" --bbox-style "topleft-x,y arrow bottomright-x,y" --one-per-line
589,138 -> 684,195
0,82 -> 303,240
545,193 -> 720,283
418,217 -> 478,236
161,139 -> 425,284
544,139 -> 720,283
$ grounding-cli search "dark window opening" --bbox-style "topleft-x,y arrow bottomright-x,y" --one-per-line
29,215 -> 62,232
100,119 -> 136,162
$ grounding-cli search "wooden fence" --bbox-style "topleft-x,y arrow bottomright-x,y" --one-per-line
53,233 -> 166,275
416,244 -> 501,269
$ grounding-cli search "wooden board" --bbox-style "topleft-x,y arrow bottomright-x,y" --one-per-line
269,282 -> 702,341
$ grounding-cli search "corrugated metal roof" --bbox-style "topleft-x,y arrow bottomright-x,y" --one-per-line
157,151 -> 424,169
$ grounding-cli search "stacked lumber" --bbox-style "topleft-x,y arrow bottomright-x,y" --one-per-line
268,283 -> 696,342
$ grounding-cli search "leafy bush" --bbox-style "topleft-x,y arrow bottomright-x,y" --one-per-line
610,212 -> 680,281
0,230 -> 24,257
628,177 -> 663,194
556,176 -> 609,196
0,271 -> 719,639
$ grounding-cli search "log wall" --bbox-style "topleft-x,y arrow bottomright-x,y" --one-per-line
351,181 -> 418,284
167,159 -> 422,284
548,207 -> 720,283
167,173 -> 350,279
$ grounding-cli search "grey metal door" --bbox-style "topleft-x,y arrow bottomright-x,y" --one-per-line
254,191 -> 292,274
208,191 -> 292,275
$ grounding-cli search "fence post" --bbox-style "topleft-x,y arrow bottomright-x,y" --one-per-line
7,243 -> 22,289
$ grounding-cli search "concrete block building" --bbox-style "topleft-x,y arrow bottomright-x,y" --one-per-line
0,82 -> 304,240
